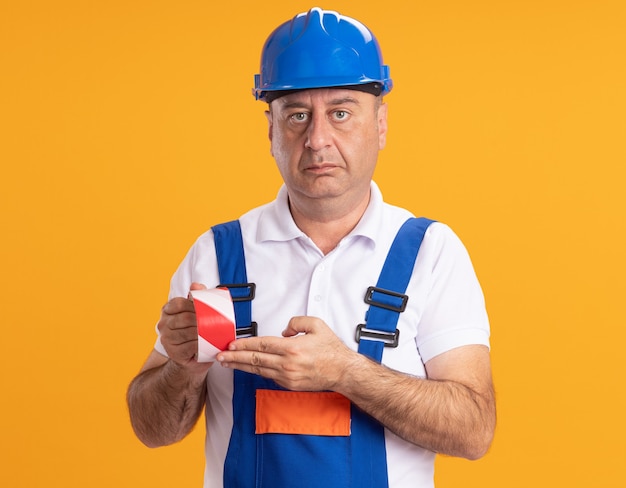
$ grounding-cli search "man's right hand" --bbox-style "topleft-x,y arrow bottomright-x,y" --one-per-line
157,282 -> 213,374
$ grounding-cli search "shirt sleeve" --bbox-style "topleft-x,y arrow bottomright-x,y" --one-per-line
414,223 -> 490,363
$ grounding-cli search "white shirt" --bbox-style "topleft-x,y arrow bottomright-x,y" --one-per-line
155,182 -> 490,488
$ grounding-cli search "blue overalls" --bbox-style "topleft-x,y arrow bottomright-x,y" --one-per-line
212,217 -> 434,488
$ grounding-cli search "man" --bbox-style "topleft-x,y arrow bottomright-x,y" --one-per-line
127,7 -> 495,488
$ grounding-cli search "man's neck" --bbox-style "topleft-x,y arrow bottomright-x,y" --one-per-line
288,190 -> 371,255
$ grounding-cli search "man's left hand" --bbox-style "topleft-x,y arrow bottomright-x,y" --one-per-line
216,316 -> 356,391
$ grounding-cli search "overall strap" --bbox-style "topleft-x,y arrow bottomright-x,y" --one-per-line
351,217 -> 435,488
211,220 -> 256,336
357,217 -> 435,362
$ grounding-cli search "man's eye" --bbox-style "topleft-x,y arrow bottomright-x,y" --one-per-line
291,113 -> 308,122
333,110 -> 349,120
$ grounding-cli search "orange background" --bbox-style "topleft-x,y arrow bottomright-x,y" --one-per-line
1,1 -> 625,486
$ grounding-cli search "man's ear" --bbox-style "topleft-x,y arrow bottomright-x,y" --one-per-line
265,109 -> 274,156
265,109 -> 273,141
377,102 -> 389,150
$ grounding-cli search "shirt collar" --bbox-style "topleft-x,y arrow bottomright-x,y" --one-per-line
257,182 -> 384,247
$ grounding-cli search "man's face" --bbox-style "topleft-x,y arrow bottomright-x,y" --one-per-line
266,88 -> 388,212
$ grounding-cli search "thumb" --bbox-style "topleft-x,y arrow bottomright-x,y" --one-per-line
282,316 -> 318,337
187,282 -> 208,300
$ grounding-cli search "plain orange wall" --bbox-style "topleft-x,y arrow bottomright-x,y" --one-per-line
1,1 -> 625,487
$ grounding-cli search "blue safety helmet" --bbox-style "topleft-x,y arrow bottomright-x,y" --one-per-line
253,7 -> 393,102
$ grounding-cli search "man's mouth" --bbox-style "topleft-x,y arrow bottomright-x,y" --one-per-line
304,162 -> 339,173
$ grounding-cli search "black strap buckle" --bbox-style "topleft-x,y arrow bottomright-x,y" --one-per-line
236,321 -> 258,338
355,323 -> 400,348
364,286 -> 408,313
219,282 -> 256,302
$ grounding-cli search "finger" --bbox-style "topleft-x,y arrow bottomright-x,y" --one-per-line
164,325 -> 199,345
217,336 -> 290,368
218,349 -> 316,392
162,296 -> 195,315
282,316 -> 320,337
218,349 -> 285,377
227,335 -> 287,355
159,309 -> 197,331
190,282 -> 208,291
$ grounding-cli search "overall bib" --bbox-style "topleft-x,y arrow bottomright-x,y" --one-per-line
212,217 -> 434,488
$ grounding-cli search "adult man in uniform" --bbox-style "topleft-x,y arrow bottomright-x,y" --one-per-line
127,7 -> 496,488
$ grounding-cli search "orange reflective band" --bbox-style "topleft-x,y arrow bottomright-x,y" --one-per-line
255,390 -> 351,436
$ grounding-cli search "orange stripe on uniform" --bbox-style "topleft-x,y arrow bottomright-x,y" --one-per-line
255,390 -> 351,436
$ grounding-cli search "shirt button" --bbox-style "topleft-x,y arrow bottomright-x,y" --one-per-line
314,295 -> 322,302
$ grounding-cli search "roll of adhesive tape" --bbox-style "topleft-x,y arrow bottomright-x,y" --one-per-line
189,288 -> 236,362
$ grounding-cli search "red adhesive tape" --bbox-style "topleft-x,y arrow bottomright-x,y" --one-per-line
189,288 -> 235,362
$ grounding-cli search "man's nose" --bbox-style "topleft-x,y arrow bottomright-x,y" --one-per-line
304,114 -> 333,151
